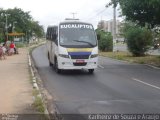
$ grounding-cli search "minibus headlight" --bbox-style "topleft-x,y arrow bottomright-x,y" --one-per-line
90,54 -> 98,58
59,54 -> 69,58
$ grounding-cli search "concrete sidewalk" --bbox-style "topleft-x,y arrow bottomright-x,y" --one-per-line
0,48 -> 34,113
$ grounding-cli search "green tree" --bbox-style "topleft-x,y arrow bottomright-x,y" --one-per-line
30,21 -> 44,38
96,29 -> 113,52
0,7 -> 44,42
0,22 -> 5,42
125,25 -> 153,56
107,0 -> 160,28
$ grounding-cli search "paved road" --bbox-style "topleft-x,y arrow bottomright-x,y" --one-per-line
32,45 -> 160,118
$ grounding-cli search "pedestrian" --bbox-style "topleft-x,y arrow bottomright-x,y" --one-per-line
5,41 -> 10,55
2,43 -> 7,59
0,44 -> 5,60
9,41 -> 15,55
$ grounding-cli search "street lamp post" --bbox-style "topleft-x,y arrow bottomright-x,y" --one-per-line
12,21 -> 17,33
12,21 -> 17,41
5,14 -> 9,42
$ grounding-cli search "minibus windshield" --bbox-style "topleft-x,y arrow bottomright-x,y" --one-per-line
59,23 -> 97,48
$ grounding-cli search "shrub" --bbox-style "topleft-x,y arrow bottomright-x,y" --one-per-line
96,29 -> 113,52
0,35 -> 5,43
125,26 -> 152,56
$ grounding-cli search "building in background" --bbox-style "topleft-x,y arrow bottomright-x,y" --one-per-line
97,20 -> 108,32
97,19 -> 124,42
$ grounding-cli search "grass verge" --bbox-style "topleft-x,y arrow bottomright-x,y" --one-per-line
32,95 -> 45,113
99,51 -> 160,67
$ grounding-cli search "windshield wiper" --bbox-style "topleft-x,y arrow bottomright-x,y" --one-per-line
73,40 -> 95,47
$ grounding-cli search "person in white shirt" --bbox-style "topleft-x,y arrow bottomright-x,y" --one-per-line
0,43 -> 6,59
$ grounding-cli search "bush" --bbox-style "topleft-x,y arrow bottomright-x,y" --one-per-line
0,35 -> 5,43
96,29 -> 113,52
125,26 -> 152,56
15,42 -> 25,48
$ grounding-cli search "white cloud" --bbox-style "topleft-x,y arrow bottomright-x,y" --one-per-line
0,0 -> 121,30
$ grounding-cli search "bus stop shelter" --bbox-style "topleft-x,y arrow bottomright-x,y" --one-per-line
8,32 -> 25,42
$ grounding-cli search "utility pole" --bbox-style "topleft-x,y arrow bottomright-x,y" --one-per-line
12,21 -> 17,33
113,1 -> 117,52
71,12 -> 77,19
105,0 -> 117,52
5,14 -> 8,42
12,21 -> 17,41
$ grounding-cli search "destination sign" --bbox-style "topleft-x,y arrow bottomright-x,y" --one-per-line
60,24 -> 93,29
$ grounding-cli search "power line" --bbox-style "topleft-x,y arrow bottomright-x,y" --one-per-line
83,7 -> 115,22
84,8 -> 107,21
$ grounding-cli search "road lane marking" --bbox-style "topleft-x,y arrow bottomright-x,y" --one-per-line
98,65 -> 104,68
132,78 -> 160,90
146,64 -> 160,70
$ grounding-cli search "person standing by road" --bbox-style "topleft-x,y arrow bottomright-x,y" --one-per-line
0,43 -> 6,59
9,41 -> 15,55
2,43 -> 7,59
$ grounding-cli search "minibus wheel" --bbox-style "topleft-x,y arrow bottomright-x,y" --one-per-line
48,53 -> 53,66
49,61 -> 53,67
88,69 -> 94,74
55,59 -> 61,73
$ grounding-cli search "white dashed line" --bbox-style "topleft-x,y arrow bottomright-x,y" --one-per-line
146,64 -> 160,70
132,78 -> 160,90
98,65 -> 104,68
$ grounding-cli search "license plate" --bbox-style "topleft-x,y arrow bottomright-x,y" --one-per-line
76,60 -> 85,63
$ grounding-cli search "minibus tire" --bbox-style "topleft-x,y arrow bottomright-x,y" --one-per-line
48,53 -> 53,66
49,61 -> 53,67
55,59 -> 61,73
88,69 -> 94,74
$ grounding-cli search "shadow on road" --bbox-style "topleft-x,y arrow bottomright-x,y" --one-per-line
51,68 -> 95,76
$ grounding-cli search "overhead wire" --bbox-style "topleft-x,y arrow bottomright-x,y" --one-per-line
83,6 -> 114,22
85,8 -> 107,21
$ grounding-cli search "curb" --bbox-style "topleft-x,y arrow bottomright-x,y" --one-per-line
28,51 -> 50,116
28,44 -> 61,120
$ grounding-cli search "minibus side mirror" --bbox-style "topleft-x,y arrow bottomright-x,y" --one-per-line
97,34 -> 100,40
52,34 -> 57,41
